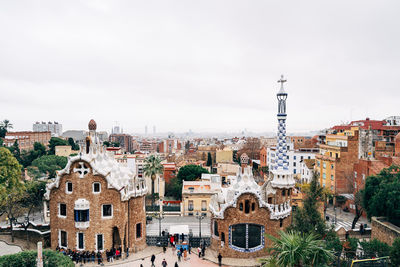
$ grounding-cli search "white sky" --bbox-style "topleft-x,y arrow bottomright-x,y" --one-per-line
1,0 -> 399,134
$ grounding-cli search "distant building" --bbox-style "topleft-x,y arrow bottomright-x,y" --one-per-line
55,145 -> 79,157
109,134 -> 133,153
216,148 -> 233,163
162,162 -> 176,184
299,159 -> 315,183
33,121 -> 62,136
4,131 -> 51,151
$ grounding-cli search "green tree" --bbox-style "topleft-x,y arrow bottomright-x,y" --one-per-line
263,231 -> 334,267
143,155 -> 163,206
0,119 -> 13,138
165,164 -> 209,200
289,172 -> 326,237
359,239 -> 390,259
0,138 -> 3,146
0,147 -> 25,242
31,155 -> 68,178
67,137 -> 80,150
20,142 -> 47,167
390,238 -> 400,267
8,140 -> 21,163
103,141 -> 110,147
206,152 -> 212,167
0,250 -> 74,267
363,165 -> 400,226
48,137 -> 68,155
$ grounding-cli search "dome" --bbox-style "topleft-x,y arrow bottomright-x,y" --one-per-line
88,119 -> 97,131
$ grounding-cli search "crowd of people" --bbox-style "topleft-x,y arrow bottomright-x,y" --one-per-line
55,246 -> 127,265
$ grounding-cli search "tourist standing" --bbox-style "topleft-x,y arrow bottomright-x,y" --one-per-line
218,253 -> 222,267
151,254 -> 156,267
162,258 -> 168,267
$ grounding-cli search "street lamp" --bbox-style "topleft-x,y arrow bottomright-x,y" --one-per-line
196,211 -> 205,239
152,211 -> 165,237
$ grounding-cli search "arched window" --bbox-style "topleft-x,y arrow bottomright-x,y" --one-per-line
239,202 -> 243,211
282,189 -> 286,196
221,232 -> 225,242
245,200 -> 250,214
251,202 -> 255,211
280,219 -> 283,227
86,138 -> 90,154
230,224 -> 264,252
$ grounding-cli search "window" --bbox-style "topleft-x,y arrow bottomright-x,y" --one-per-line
201,200 -> 207,211
267,197 -> 272,204
323,173 -> 326,179
282,189 -> 286,196
239,202 -> 243,211
245,200 -> 250,214
188,200 -> 194,211
331,175 -> 334,181
323,162 -> 326,169
136,223 -> 142,239
293,162 -> 296,167
251,202 -> 255,211
96,234 -> 103,251
78,233 -> 84,250
74,210 -> 89,222
279,219 -> 283,227
331,164 -> 334,170
323,183 -> 325,187
93,182 -> 101,193
221,232 -> 225,243
354,171 -> 357,178
214,221 -> 219,236
331,185 -> 333,191
230,224 -> 263,252
60,230 -> 67,248
66,182 -> 72,193
354,182 -> 357,189
294,169 -> 297,174
317,161 -> 320,167
59,203 -> 67,217
102,204 -> 112,218
294,156 -> 296,160
362,174 -> 365,181
308,156 -> 310,159
300,156 -> 303,161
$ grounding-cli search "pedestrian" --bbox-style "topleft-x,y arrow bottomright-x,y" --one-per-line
183,249 -> 187,261
126,247 -> 129,258
151,254 -> 156,267
188,244 -> 191,254
218,253 -> 222,267
197,247 -> 201,258
177,250 -> 181,262
174,262 -> 179,267
201,246 -> 205,258
163,246 -> 166,253
162,258 -> 168,267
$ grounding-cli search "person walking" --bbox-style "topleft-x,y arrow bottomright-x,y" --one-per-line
218,253 -> 222,267
151,254 -> 156,267
174,262 -> 179,267
162,258 -> 168,267
177,250 -> 181,262
163,246 -> 166,253
197,247 -> 201,258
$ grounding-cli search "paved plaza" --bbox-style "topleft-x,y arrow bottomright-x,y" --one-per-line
146,216 -> 211,237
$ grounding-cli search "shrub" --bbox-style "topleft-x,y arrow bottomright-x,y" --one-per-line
0,250 -> 74,267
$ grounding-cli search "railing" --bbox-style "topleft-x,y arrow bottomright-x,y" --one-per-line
145,205 -> 160,212
163,205 -> 180,212
75,221 -> 90,229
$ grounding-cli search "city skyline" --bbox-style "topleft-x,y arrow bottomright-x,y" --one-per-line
1,0 -> 399,133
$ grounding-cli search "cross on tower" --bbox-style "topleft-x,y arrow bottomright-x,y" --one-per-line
277,75 -> 287,89
73,162 -> 90,178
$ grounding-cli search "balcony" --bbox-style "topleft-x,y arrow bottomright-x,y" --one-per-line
75,221 -> 89,229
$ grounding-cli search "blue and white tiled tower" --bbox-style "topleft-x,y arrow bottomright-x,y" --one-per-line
271,75 -> 295,188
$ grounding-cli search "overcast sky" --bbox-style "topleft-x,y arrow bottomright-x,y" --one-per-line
1,0 -> 399,134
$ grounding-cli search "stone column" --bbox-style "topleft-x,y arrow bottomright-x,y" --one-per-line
37,242 -> 43,267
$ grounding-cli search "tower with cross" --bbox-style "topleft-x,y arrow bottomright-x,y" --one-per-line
271,75 -> 295,188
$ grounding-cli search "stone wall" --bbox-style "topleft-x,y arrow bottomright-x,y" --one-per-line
210,193 -> 291,258
371,217 -> 400,246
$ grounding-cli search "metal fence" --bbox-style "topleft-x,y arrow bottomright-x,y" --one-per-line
163,205 -> 181,212
145,235 -> 210,248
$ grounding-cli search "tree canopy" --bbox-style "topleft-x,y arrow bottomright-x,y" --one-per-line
363,165 -> 400,226
0,250 -> 74,267
31,155 -> 68,178
0,119 -> 13,138
48,137 -> 68,155
67,138 -> 79,150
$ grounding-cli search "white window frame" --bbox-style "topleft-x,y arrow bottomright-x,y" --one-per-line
101,204 -> 113,219
77,232 -> 85,250
59,230 -> 68,249
66,181 -> 73,194
92,182 -> 101,194
58,203 -> 67,218
96,234 -> 104,252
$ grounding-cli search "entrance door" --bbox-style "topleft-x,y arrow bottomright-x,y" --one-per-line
112,227 -> 122,248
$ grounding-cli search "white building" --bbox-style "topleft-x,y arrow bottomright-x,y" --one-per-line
33,121 -> 62,136
299,159 -> 315,183
267,145 -> 318,176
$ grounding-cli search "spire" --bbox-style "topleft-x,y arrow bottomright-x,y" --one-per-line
277,75 -> 287,95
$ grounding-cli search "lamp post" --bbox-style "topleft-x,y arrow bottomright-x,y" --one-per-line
196,211 -> 205,239
153,211 -> 164,237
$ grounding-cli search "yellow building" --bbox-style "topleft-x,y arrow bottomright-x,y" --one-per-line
216,148 -> 233,163
55,145 -> 79,157
181,180 -> 220,217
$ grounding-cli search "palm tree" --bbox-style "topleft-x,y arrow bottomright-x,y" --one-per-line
0,119 -> 13,130
263,231 -> 334,267
143,155 -> 163,206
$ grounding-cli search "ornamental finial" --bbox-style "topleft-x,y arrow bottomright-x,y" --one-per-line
277,75 -> 287,90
